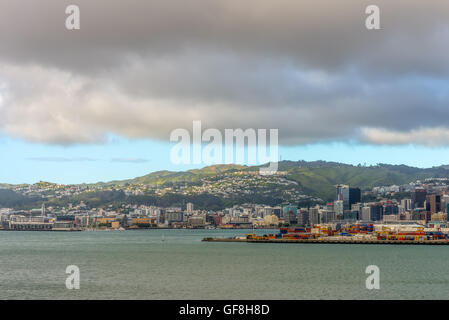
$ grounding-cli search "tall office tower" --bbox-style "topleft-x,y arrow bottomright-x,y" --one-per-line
412,188 -> 427,208
336,184 -> 349,204
426,194 -> 441,215
370,203 -> 384,221
349,187 -> 361,208
186,202 -> 194,213
336,185 -> 361,211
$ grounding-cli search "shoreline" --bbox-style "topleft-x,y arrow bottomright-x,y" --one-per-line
202,237 -> 449,245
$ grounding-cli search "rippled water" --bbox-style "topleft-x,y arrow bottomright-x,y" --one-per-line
1,229 -> 449,300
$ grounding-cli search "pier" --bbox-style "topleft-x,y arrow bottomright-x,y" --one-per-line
202,237 -> 449,245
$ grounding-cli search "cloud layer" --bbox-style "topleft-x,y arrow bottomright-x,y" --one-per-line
1,0 -> 449,145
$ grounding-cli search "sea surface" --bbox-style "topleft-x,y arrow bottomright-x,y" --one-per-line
1,229 -> 449,300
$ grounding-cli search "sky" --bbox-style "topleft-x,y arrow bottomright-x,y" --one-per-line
1,0 -> 449,184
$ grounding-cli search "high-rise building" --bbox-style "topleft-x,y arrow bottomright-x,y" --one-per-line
412,189 -> 427,208
297,209 -> 309,226
322,211 -> 336,223
336,184 -> 349,208
272,207 -> 282,218
361,206 -> 371,221
282,205 -> 297,219
334,200 -> 344,219
309,207 -> 320,225
370,203 -> 384,221
336,185 -> 361,210
426,194 -> 441,215
186,202 -> 194,213
349,187 -> 361,208
285,210 -> 298,225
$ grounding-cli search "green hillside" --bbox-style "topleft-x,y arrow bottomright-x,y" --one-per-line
101,164 -> 246,186
285,164 -> 437,200
3,161 -> 449,210
104,161 -> 449,201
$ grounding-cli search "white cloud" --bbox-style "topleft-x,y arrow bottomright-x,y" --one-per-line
361,127 -> 449,146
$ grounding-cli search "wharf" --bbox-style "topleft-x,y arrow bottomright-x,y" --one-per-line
202,237 -> 449,245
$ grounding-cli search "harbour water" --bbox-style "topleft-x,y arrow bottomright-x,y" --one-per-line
1,229 -> 449,300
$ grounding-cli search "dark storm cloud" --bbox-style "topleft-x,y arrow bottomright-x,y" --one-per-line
0,0 -> 449,145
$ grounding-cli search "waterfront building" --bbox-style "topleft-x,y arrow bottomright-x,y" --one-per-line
282,205 -> 297,219
264,214 -> 279,226
188,215 -> 205,227
309,207 -> 320,225
370,203 -> 384,221
361,206 -> 371,221
166,211 -> 184,224
131,217 -> 157,228
9,221 -> 53,231
284,210 -> 297,225
211,214 -> 222,226
321,210 -> 336,223
297,209 -> 309,226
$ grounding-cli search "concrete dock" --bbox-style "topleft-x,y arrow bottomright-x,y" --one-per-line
202,237 -> 449,245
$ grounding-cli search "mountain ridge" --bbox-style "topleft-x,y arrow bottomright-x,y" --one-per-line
4,161 -> 449,201
92,161 -> 449,200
